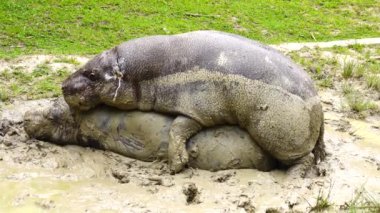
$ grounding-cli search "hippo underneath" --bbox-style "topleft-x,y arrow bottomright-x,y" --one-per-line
62,30 -> 325,175
24,98 -> 276,171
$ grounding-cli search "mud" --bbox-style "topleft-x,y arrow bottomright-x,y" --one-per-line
0,86 -> 379,213
1,41 -> 380,212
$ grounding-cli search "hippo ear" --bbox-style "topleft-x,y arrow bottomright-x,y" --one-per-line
117,57 -> 127,72
112,63 -> 120,73
112,63 -> 124,79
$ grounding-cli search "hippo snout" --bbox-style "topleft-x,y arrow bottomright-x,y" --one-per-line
62,74 -> 100,110
62,75 -> 91,96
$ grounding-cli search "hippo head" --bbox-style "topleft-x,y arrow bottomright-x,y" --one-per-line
24,98 -> 78,145
62,50 -> 112,110
62,48 -> 138,111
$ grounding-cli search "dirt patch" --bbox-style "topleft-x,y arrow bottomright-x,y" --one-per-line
272,37 -> 380,52
0,55 -> 89,74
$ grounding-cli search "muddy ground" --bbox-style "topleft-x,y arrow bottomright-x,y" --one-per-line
0,41 -> 379,212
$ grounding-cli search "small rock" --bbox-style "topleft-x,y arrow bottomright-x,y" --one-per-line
147,177 -> 163,185
3,139 -> 13,147
147,187 -> 159,194
237,194 -> 255,213
35,200 -> 55,209
111,170 -> 130,184
316,166 -> 327,177
265,207 -> 282,213
321,99 -> 333,105
0,119 -> 11,136
212,171 -> 236,183
182,182 -> 201,204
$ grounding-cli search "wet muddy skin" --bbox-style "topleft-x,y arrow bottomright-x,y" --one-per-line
23,98 -> 275,172
62,31 -> 324,173
0,94 -> 379,212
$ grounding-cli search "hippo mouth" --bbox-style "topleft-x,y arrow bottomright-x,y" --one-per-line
63,95 -> 94,111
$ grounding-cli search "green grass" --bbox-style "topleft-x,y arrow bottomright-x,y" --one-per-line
53,56 -> 80,65
289,44 -> 379,117
342,61 -> 356,79
366,74 -> 380,91
318,77 -> 334,88
342,83 -> 354,95
0,88 -> 10,102
1,0 -> 379,58
0,65 -> 70,101
341,187 -> 380,212
310,187 -> 333,212
354,64 -> 365,78
347,44 -> 365,53
346,93 -> 378,113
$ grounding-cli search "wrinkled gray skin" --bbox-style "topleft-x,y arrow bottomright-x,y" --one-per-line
24,98 -> 276,171
62,30 -> 325,175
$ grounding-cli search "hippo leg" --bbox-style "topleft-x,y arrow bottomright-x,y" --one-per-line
286,153 -> 315,178
313,122 -> 326,164
168,116 -> 202,174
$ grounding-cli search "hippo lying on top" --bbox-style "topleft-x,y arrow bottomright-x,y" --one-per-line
62,30 -> 325,175
24,98 -> 276,171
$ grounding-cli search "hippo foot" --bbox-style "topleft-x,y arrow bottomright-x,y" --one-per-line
313,143 -> 326,164
313,141 -> 326,165
286,153 -> 314,179
168,116 -> 202,174
313,122 -> 326,164
169,150 -> 189,174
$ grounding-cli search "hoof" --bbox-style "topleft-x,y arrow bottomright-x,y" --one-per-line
169,153 -> 188,174
286,153 -> 314,179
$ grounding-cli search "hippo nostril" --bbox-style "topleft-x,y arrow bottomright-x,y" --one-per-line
62,81 -> 71,95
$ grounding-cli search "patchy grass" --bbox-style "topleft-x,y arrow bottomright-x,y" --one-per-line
0,65 -> 70,102
347,44 -> 365,53
342,83 -> 354,95
368,63 -> 380,74
32,63 -> 51,77
330,45 -> 351,54
366,74 -> 380,91
289,44 -> 379,118
346,93 -> 378,113
341,187 -> 380,212
0,88 -> 10,102
1,0 -> 379,58
318,77 -> 334,88
310,187 -> 333,212
53,57 -> 81,66
354,64 -> 365,78
342,61 -> 355,79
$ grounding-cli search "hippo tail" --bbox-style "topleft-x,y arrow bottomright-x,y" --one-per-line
312,120 -> 326,164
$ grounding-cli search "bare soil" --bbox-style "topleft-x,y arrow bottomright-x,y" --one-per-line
0,40 -> 379,212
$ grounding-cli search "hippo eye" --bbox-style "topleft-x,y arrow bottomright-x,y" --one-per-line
89,72 -> 97,81
83,70 -> 98,81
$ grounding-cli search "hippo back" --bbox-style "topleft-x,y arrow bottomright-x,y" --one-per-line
116,30 -> 317,101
